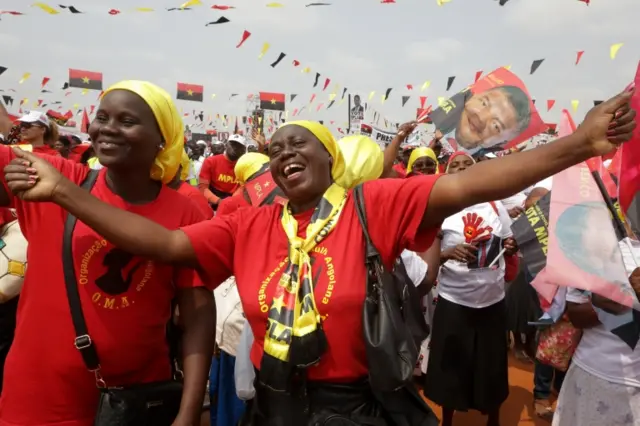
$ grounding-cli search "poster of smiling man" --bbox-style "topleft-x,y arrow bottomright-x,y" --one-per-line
429,67 -> 546,157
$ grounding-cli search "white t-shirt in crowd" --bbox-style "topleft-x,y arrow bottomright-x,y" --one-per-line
566,239 -> 640,388
438,202 -> 512,308
524,177 -> 553,196
193,156 -> 205,179
400,250 -> 428,287
501,192 -> 526,211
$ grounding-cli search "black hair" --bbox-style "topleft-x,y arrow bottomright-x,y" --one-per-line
490,85 -> 532,132
353,95 -> 360,101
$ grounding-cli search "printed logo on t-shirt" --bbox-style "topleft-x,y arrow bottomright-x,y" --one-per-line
217,174 -> 238,184
257,246 -> 337,323
460,213 -> 502,269
79,238 -> 155,310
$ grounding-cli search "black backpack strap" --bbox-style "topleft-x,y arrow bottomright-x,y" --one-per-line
62,170 -> 102,381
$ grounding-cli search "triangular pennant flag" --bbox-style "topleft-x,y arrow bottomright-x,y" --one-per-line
401,96 -> 410,107
384,88 -> 392,100
0,67 -> 6,76
530,59 -> 545,75
205,16 -> 230,25
41,77 -> 50,88
328,93 -> 336,101
504,64 -> 512,71
322,78 -> 330,91
474,70 -> 483,82
258,42 -> 270,60
270,52 -> 286,67
341,88 -> 347,99
446,76 -> 455,91
575,50 -> 585,65
2,96 -> 13,106
593,100 -> 603,106
610,43 -> 624,60
62,82 -> 69,90
59,5 -> 83,13
406,84 -> 413,90
313,73 -> 320,88
266,2 -> 284,6
368,91 -> 375,101
547,99 -> 555,111
421,81 -> 431,91
290,94 -> 297,102
292,59 -> 300,67
32,3 -> 59,14
436,0 -> 451,6
236,30 -> 251,48
571,100 -> 580,112
499,0 -> 509,5
327,100 -> 336,109
19,73 -> 31,84
316,103 -> 324,112
301,67 -> 311,73
180,0 -> 202,8
309,94 -> 316,104
419,96 -> 427,108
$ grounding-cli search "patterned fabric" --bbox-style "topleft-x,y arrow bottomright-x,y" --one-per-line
536,317 -> 582,371
553,364 -> 640,426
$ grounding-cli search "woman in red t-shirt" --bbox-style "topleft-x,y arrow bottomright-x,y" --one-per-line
168,151 -> 214,219
4,91 -> 636,425
0,109 -> 60,156
0,81 -> 214,426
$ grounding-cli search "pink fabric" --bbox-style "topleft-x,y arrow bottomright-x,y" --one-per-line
619,65 -> 640,215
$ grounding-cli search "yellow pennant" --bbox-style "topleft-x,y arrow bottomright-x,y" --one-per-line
368,91 -> 375,101
73,103 -> 80,110
504,64 -> 512,71
338,98 -> 345,105
301,67 -> 311,73
179,0 -> 202,8
436,0 -> 451,6
211,94 -> 217,99
258,42 -> 271,60
32,2 -> 59,14
329,93 -> 336,101
266,2 -> 284,6
571,100 -> 579,112
19,73 -> 31,84
610,43 -> 624,60
421,80 -> 431,91
81,89 -> 88,95
135,7 -> 154,12
381,94 -> 387,104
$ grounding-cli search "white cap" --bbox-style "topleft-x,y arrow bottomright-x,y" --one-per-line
196,140 -> 207,146
484,152 -> 497,159
18,111 -> 50,127
228,134 -> 248,146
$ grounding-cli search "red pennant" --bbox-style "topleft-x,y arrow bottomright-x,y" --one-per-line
236,30 -> 251,48
90,105 -> 95,115
322,78 -> 330,91
40,77 -> 50,88
65,91 -> 72,97
292,59 -> 300,66
578,0 -> 589,4
293,108 -> 299,116
211,5 -> 235,10
546,99 -> 556,111
309,94 -> 316,103
406,84 -> 413,90
37,99 -> 43,107
316,103 -> 324,112
474,70 -> 483,83
97,90 -> 104,100
108,9 -> 120,15
381,0 -> 395,3
575,51 -> 584,65
419,96 -> 427,108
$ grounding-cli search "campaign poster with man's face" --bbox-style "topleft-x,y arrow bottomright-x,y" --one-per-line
429,67 -> 546,157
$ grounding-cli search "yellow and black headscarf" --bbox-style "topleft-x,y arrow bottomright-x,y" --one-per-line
261,120 -> 348,391
406,147 -> 439,175
102,80 -> 184,184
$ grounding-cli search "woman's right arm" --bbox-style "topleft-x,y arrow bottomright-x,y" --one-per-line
0,102 -> 14,137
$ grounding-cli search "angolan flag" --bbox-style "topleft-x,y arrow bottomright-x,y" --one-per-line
68,69 -> 103,90
259,92 -> 285,111
176,83 -> 203,102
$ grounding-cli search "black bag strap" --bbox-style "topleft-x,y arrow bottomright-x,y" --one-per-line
62,170 -> 102,377
353,185 -> 380,261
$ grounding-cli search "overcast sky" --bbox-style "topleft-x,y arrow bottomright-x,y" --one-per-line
1,0 -> 638,133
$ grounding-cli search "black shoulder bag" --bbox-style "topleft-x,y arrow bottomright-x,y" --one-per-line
62,170 -> 183,426
352,185 -> 429,392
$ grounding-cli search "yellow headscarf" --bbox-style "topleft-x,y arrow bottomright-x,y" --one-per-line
179,151 -> 190,181
234,152 -> 270,185
102,80 -> 184,184
277,120 -> 345,181
335,135 -> 383,189
406,147 -> 439,174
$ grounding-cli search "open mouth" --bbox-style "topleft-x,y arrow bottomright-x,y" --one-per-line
282,162 -> 306,180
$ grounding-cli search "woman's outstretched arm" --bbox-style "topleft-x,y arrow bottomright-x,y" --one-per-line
421,90 -> 636,230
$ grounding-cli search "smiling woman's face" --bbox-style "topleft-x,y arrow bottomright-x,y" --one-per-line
268,125 -> 332,207
89,90 -> 162,171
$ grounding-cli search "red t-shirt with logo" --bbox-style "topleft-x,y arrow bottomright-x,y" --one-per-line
217,192 -> 250,217
0,147 -> 208,426
182,175 -> 441,382
198,154 -> 238,196
177,182 -> 214,219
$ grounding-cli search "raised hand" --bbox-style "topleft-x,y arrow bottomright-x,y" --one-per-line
3,147 -> 66,202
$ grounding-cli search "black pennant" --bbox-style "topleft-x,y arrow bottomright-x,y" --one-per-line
594,100 -> 604,106
313,73 -> 320,88
59,5 -> 83,13
41,89 -> 52,93
383,88 -> 392,101
2,95 -> 13,106
306,2 -> 331,5
446,76 -> 456,91
205,16 -> 230,25
327,100 -> 335,109
0,66 -> 6,76
62,82 -> 69,90
401,95 -> 410,107
290,94 -> 297,102
270,52 -> 286,68
341,87 -> 347,99
530,59 -> 545,75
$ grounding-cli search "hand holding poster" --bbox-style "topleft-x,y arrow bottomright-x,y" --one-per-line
427,67 -> 546,156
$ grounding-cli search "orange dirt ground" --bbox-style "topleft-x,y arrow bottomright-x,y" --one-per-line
422,354 -> 553,426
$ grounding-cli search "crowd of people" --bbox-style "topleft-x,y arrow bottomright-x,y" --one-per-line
0,79 -> 636,426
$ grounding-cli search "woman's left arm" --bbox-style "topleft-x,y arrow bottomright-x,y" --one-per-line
174,286 -> 215,426
420,90 -> 635,229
